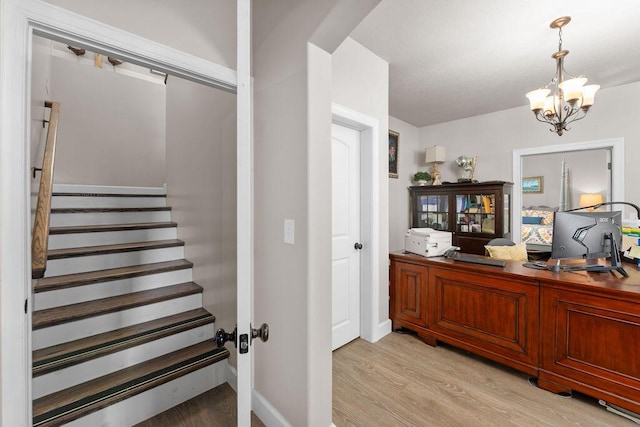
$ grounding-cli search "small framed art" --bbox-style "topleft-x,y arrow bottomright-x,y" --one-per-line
522,176 -> 544,193
388,130 -> 399,178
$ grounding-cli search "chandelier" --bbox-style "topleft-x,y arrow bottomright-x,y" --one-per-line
526,16 -> 599,136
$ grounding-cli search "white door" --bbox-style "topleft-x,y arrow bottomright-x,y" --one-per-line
331,123 -> 361,350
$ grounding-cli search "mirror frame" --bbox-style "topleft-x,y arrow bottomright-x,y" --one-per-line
512,138 -> 625,243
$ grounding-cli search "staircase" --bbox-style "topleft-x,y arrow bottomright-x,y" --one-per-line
32,184 -> 229,426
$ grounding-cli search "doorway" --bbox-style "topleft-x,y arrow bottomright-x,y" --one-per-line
331,103 -> 386,348
512,138 -> 625,243
0,2 -> 242,424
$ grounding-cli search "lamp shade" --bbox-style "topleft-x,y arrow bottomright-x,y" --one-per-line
425,145 -> 446,164
526,88 -> 550,110
579,193 -> 604,208
581,85 -> 600,107
558,77 -> 587,102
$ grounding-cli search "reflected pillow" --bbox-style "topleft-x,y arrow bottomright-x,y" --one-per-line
522,216 -> 543,225
485,242 -> 528,261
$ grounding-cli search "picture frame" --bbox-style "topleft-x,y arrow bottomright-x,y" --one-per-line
388,130 -> 399,178
522,176 -> 544,193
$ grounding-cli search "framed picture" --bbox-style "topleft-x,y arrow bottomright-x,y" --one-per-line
388,130 -> 399,178
522,176 -> 544,193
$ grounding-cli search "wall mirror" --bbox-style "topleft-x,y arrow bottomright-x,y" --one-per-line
512,138 -> 625,247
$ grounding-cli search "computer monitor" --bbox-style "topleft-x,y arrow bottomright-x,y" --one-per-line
550,210 -> 627,276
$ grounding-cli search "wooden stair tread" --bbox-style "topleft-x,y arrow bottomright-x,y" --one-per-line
47,239 -> 184,260
51,206 -> 171,213
50,221 -> 177,235
32,341 -> 229,427
33,308 -> 214,377
53,192 -> 166,198
32,282 -> 202,330
34,259 -> 193,293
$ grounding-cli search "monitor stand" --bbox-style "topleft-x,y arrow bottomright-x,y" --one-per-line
558,233 -> 629,278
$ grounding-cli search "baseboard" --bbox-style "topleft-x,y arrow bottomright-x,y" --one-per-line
364,318 -> 392,343
224,365 -> 292,426
226,364 -> 238,392
252,389 -> 292,427
52,183 -> 165,195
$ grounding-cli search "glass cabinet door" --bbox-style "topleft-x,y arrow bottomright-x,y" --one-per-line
456,193 -> 495,234
416,194 -> 448,230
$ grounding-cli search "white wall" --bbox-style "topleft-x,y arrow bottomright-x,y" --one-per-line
252,3 -> 379,426
30,37 -> 53,186
332,37 -> 390,325
42,0 -> 236,68
165,76 -> 237,367
50,55 -> 166,186
417,81 -> 640,219
388,116 -> 420,251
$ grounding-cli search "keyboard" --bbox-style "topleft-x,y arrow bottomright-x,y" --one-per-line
450,253 -> 506,268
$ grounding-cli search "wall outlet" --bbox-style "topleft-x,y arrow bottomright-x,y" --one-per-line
284,219 -> 295,245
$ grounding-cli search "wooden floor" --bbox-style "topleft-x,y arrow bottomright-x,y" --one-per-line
134,383 -> 265,427
137,331 -> 635,426
333,331 -> 635,426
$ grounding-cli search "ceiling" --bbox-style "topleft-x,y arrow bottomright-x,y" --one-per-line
349,0 -> 640,128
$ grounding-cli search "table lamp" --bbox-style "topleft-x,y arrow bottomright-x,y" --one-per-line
579,193 -> 604,211
425,145 -> 446,185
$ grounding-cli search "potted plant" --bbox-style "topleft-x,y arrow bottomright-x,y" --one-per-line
413,171 -> 432,186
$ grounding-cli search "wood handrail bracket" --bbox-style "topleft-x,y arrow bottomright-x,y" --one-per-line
32,101 -> 60,279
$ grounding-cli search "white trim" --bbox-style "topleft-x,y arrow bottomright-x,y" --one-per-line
252,389 -> 293,427
236,2 -> 253,427
53,184 -> 166,195
0,0 -> 239,424
372,319 -> 393,342
23,1 -> 237,92
331,103 -> 388,344
512,138 -> 625,242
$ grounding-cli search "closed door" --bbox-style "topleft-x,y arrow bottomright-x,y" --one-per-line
331,123 -> 361,350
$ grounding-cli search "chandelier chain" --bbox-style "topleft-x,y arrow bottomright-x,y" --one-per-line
558,27 -> 563,52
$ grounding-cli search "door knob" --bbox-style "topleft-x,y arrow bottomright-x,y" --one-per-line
251,323 -> 269,343
354,242 -> 363,250
215,326 -> 237,348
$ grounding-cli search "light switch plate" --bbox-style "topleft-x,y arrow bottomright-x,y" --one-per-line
284,219 -> 295,245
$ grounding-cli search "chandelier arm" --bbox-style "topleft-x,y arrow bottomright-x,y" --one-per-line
532,111 -> 555,125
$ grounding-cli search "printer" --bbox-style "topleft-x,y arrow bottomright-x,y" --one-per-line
404,228 -> 452,257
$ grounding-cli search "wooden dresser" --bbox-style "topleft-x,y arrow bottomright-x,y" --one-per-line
389,251 -> 640,415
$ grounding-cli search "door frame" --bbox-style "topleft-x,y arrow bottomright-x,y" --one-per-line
331,103 -> 380,343
0,1 -> 242,424
512,138 -> 625,243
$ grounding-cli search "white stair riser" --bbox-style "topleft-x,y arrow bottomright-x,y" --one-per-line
45,246 -> 184,276
64,361 -> 228,427
53,184 -> 166,196
50,211 -> 172,227
33,326 -> 214,399
34,269 -> 193,310
33,294 -> 202,350
52,196 -> 166,209
49,227 -> 177,250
